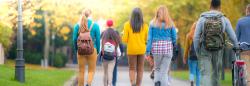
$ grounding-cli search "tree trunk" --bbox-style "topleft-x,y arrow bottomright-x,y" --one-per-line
43,12 -> 50,68
0,43 -> 4,65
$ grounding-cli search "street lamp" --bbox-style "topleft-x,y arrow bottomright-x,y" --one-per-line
15,0 -> 25,82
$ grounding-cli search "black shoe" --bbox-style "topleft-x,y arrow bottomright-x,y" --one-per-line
155,81 -> 161,86
191,81 -> 194,86
150,70 -> 155,80
86,84 -> 89,86
132,84 -> 136,86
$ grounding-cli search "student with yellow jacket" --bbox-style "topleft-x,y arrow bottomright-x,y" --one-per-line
122,7 -> 149,86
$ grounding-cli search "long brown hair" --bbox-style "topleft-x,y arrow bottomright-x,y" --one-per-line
153,5 -> 174,29
102,28 -> 120,46
187,22 -> 197,40
79,15 -> 88,33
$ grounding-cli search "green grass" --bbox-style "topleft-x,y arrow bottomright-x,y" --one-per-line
171,70 -> 232,86
0,64 -> 74,86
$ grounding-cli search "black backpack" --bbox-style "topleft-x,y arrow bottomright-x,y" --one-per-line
200,15 -> 225,51
189,43 -> 197,60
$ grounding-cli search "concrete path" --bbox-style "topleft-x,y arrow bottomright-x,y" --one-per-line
64,65 -> 189,86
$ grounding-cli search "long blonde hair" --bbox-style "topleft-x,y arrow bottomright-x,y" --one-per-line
79,15 -> 88,33
153,5 -> 174,29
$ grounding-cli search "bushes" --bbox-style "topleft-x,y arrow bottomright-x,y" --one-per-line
50,53 -> 67,68
24,51 -> 43,64
0,23 -> 13,51
23,51 -> 67,68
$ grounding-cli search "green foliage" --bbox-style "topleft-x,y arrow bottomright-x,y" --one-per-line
140,0 -> 250,48
0,65 -> 74,86
24,51 -> 43,64
50,53 -> 67,68
2,0 -> 250,66
7,45 -> 16,59
7,9 -> 45,59
24,9 -> 45,52
172,70 -> 232,86
0,23 -> 13,51
22,50 -> 67,68
0,1 -> 38,29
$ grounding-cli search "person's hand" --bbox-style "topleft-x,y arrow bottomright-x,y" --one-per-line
146,55 -> 154,66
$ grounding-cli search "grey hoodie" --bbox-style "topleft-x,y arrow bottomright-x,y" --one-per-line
193,10 -> 238,53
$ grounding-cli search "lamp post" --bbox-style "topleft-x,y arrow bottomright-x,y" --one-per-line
15,0 -> 25,82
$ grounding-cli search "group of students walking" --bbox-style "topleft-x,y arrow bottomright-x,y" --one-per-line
73,0 -> 250,86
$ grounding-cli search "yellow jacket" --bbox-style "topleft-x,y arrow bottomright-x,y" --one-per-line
122,21 -> 149,55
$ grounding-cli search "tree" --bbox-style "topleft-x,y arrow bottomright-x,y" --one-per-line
1,0 -> 249,67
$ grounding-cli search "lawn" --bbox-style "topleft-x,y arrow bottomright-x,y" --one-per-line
0,60 -> 75,86
171,70 -> 232,86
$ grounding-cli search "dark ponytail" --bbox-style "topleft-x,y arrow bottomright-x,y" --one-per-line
102,28 -> 120,45
130,7 -> 144,33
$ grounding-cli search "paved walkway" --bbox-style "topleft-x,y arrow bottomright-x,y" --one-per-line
64,65 -> 189,86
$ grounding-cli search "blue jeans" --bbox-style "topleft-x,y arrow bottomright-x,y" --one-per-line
112,57 -> 118,86
188,59 -> 200,86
